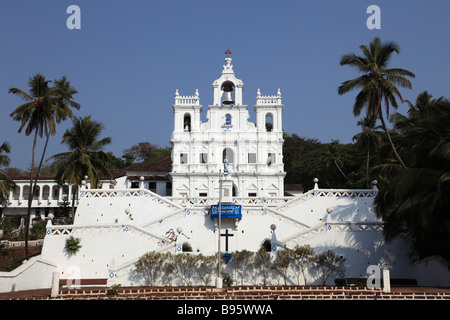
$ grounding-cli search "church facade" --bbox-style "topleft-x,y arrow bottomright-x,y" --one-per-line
170,54 -> 285,200
1,53 -> 449,293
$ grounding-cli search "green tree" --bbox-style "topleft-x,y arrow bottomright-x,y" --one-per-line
313,250 -> 346,285
352,116 -> 383,187
283,133 -> 320,184
374,93 -> 450,263
272,248 -> 293,285
0,142 -> 16,206
135,252 -> 165,286
123,142 -> 172,164
292,244 -> 315,285
231,250 -> 254,285
174,253 -> 198,286
324,140 -> 349,180
338,37 -> 415,170
49,116 -> 112,221
196,254 -> 216,286
254,248 -> 272,286
161,252 -> 176,286
9,74 -> 79,258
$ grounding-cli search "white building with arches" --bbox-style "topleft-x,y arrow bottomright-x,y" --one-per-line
171,55 -> 285,200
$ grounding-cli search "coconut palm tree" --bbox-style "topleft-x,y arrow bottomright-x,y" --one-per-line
374,94 -> 450,263
49,116 -> 112,222
352,116 -> 383,187
0,142 -> 16,206
338,37 -> 415,170
33,76 -> 80,181
324,140 -> 348,180
9,74 -> 79,258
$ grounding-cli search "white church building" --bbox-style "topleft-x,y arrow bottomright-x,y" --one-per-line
1,53 -> 449,293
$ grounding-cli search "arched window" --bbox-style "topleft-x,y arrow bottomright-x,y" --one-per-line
52,185 -> 60,199
23,185 -> 30,200
43,185 -> 50,200
225,114 -> 232,126
222,148 -> 234,164
13,186 -> 20,200
183,113 -> 191,132
265,113 -> 273,132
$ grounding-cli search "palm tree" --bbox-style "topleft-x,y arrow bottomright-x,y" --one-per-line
33,76 -> 80,186
338,37 -> 415,170
352,116 -> 383,187
324,140 -> 348,180
49,116 -> 113,222
0,142 -> 16,206
374,94 -> 450,263
9,74 -> 79,258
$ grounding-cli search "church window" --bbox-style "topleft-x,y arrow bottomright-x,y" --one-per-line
225,114 -> 232,126
199,192 -> 208,197
180,153 -> 188,164
200,153 -> 208,164
268,153 -> 276,165
131,181 -> 139,189
222,148 -> 234,163
166,182 -> 172,196
183,113 -> 191,132
248,153 -> 256,164
148,182 -> 157,193
248,192 -> 257,197
265,113 -> 273,132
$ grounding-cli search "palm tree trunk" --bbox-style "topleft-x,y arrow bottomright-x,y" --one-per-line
366,149 -> 370,188
25,129 -> 39,259
376,86 -> 407,170
379,112 -> 407,170
71,184 -> 77,224
32,129 -> 50,191
334,160 -> 348,180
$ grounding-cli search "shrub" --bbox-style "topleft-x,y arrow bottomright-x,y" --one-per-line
221,272 -> 233,287
64,236 -> 82,255
260,238 -> 272,252
334,278 -> 347,286
182,242 -> 193,252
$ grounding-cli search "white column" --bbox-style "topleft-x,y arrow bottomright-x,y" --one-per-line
51,272 -> 60,298
383,269 -> 391,293
19,185 -> 23,202
48,185 -> 53,201
58,186 -> 63,203
38,185 -> 43,202
68,185 -> 72,202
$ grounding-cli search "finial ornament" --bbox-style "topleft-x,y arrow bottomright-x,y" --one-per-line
224,48 -> 232,58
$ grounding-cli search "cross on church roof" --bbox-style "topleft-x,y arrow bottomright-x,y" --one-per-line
224,48 -> 232,58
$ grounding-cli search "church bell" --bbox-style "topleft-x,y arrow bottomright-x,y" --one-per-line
222,91 -> 234,105
222,83 -> 234,105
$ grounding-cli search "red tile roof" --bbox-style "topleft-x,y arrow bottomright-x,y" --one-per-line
126,157 -> 172,173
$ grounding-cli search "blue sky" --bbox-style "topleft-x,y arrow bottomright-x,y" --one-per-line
1,0 -> 450,170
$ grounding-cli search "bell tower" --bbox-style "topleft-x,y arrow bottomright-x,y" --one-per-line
212,49 -> 244,106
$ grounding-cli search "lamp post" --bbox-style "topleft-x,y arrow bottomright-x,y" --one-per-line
216,169 -> 223,288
